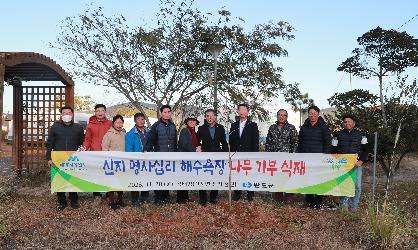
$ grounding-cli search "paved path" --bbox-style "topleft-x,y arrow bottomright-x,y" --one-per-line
0,157 -> 13,176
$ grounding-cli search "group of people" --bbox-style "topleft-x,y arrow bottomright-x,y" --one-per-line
46,103 -> 368,211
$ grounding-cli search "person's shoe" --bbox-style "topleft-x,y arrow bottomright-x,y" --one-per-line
209,198 -> 218,204
161,197 -> 170,204
317,204 -> 332,210
349,207 -> 358,212
339,205 -> 349,212
272,193 -> 281,202
232,194 -> 241,201
93,193 -> 102,198
58,202 -> 67,210
313,203 -> 322,209
93,196 -> 102,205
141,193 -> 150,203
116,200 -> 126,208
304,202 -> 314,208
177,198 -> 187,204
199,199 -> 207,206
132,201 -> 140,208
70,202 -> 80,209
326,203 -> 337,211
110,202 -> 120,210
283,194 -> 294,203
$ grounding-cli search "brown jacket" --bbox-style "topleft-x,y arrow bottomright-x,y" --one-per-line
101,127 -> 126,151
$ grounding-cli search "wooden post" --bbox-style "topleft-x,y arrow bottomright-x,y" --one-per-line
12,79 -> 23,175
65,85 -> 74,109
0,64 -> 4,156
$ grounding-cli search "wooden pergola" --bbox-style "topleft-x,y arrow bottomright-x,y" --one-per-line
0,52 -> 74,175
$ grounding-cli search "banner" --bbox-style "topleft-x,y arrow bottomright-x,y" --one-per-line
51,151 -> 357,196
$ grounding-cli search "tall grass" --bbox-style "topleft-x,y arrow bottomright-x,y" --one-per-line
365,202 -> 406,249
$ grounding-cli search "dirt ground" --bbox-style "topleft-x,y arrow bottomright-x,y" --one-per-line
0,141 -> 12,158
0,152 -> 417,249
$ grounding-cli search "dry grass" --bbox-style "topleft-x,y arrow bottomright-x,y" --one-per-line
1,190 -> 369,249
0,154 -> 416,249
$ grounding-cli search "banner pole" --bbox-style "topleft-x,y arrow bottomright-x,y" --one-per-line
227,128 -> 232,212
372,132 -> 377,206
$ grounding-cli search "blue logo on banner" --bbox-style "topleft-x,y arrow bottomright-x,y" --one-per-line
243,182 -> 253,188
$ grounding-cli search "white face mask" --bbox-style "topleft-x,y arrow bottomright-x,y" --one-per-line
62,115 -> 73,123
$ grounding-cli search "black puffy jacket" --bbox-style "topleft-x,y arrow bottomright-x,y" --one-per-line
46,120 -> 85,160
145,119 -> 177,152
333,127 -> 368,162
298,117 -> 331,153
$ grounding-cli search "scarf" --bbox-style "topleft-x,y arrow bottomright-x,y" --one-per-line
187,126 -> 199,148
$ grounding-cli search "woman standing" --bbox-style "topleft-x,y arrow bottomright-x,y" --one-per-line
177,115 -> 201,203
102,115 -> 126,210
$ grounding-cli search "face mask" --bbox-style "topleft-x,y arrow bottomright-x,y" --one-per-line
62,115 -> 73,123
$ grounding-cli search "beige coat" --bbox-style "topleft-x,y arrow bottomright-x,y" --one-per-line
101,127 -> 126,151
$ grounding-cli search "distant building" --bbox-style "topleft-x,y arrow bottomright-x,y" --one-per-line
2,113 -> 13,141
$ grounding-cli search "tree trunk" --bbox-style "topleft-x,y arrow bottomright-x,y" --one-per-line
131,101 -> 152,128
383,152 -> 395,212
299,108 -> 302,128
378,70 -> 387,128
394,151 -> 409,172
0,64 -> 4,155
156,101 -> 162,120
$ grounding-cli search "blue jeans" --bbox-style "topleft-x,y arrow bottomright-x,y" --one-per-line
341,166 -> 362,209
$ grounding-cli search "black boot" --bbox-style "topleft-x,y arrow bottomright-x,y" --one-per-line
232,190 -> 241,201
209,190 -> 218,204
247,191 -> 254,201
141,191 -> 150,202
57,192 -> 67,210
110,202 -> 120,210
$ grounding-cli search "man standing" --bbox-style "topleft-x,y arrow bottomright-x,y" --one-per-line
82,104 -> 112,199
125,112 -> 150,207
229,103 -> 259,201
145,105 -> 177,203
197,109 -> 229,205
265,109 -> 298,202
332,115 -> 368,211
298,105 -> 332,208
46,106 -> 84,210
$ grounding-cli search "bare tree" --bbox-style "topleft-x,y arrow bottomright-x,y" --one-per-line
53,0 -> 299,128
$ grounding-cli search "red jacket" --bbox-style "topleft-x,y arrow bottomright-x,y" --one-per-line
82,116 -> 113,151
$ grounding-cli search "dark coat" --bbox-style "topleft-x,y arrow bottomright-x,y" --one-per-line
332,127 -> 368,162
298,117 -> 331,153
178,127 -> 197,152
229,120 -> 259,152
197,123 -> 229,152
46,120 -> 85,160
145,118 -> 177,152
